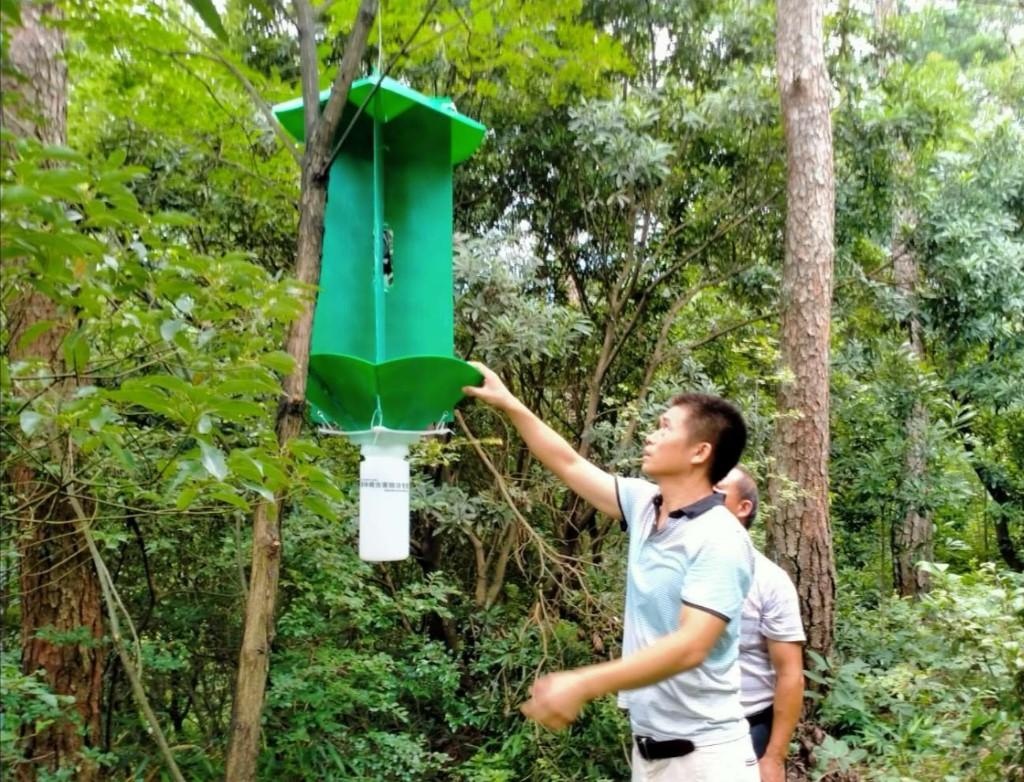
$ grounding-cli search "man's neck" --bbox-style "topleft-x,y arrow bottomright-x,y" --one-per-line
655,474 -> 714,516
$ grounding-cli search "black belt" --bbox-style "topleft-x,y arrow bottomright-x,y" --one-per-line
746,705 -> 774,729
634,735 -> 696,761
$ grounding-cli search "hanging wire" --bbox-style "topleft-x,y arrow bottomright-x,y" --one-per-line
371,395 -> 384,444
377,0 -> 384,74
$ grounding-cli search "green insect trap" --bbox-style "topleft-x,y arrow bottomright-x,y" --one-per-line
274,76 -> 485,561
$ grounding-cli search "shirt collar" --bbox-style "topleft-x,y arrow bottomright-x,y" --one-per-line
652,491 -> 725,519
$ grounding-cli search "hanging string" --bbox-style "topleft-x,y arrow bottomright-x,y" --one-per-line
377,0 -> 384,75
371,396 -> 384,444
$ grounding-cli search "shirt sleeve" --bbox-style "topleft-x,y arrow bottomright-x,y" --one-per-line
760,568 -> 806,642
615,477 -> 657,534
615,477 -> 628,532
680,530 -> 752,623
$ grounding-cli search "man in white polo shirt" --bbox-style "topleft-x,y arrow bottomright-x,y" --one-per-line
716,466 -> 806,782
464,363 -> 759,781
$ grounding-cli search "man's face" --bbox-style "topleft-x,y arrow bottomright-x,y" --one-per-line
715,468 -> 751,524
641,404 -> 710,478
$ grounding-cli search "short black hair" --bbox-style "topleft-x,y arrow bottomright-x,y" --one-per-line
669,393 -> 747,484
731,464 -> 760,528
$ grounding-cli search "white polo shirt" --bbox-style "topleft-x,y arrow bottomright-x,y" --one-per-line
616,477 -> 755,747
739,550 -> 806,715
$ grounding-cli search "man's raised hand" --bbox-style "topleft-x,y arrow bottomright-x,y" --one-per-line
462,361 -> 518,412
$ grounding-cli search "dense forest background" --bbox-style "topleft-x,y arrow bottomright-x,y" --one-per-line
2,0 -> 1022,779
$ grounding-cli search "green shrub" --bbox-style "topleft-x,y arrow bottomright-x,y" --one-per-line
814,563 -> 1024,781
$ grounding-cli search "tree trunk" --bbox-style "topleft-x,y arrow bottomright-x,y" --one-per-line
224,173 -> 327,782
12,472 -> 104,782
2,5 -> 105,780
892,226 -> 932,596
224,1 -> 378,778
964,447 -> 1024,573
875,0 -> 932,599
767,0 -> 838,661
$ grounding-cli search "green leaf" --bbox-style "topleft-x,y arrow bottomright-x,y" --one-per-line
300,493 -> 336,520
228,452 -> 264,483
100,432 -> 134,469
210,487 -> 250,510
288,439 -> 324,459
62,328 -> 90,373
804,669 -> 828,686
183,0 -> 229,42
244,482 -> 276,503
1,184 -> 36,207
160,319 -> 186,342
17,319 -> 57,350
89,406 -> 118,432
108,386 -> 177,418
805,648 -> 830,672
216,372 -> 280,396
175,485 -> 201,511
105,148 -> 127,168
209,399 -> 265,421
261,351 -> 296,374
41,145 -> 85,163
199,440 -> 228,481
19,410 -> 43,436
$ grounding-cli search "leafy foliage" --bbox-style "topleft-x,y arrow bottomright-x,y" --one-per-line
2,0 -> 1023,779
812,563 -> 1024,781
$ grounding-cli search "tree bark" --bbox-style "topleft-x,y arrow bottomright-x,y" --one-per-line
13,473 -> 104,782
224,1 -> 378,778
892,226 -> 932,596
2,5 -> 105,780
767,0 -> 838,661
875,0 -> 932,599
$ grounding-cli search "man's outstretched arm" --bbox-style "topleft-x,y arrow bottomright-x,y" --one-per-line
463,362 -> 620,519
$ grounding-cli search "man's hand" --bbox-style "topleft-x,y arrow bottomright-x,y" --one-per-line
462,362 -> 518,412
520,671 -> 590,731
758,754 -> 785,782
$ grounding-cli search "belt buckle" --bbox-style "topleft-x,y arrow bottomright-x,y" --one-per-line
636,736 -> 653,761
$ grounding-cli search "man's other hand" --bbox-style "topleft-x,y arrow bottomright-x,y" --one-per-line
520,671 -> 588,731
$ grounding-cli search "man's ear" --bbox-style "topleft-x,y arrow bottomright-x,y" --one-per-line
737,498 -> 754,524
690,441 -> 712,468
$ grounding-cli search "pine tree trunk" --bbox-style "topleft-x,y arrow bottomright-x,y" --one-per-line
2,4 -> 104,779
13,476 -> 104,782
767,0 -> 838,660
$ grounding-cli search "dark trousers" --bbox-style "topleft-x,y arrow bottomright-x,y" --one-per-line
746,705 -> 774,759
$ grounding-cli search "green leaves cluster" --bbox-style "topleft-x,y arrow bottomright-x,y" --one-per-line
813,563 -> 1024,781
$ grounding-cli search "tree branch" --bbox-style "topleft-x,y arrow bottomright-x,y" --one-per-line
293,0 -> 321,143
309,0 -> 379,175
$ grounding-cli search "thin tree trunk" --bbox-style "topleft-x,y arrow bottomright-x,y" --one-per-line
224,1 -> 378,778
959,433 -> 1024,573
892,226 -> 932,596
876,0 -> 932,599
2,5 -> 104,780
767,0 -> 838,661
